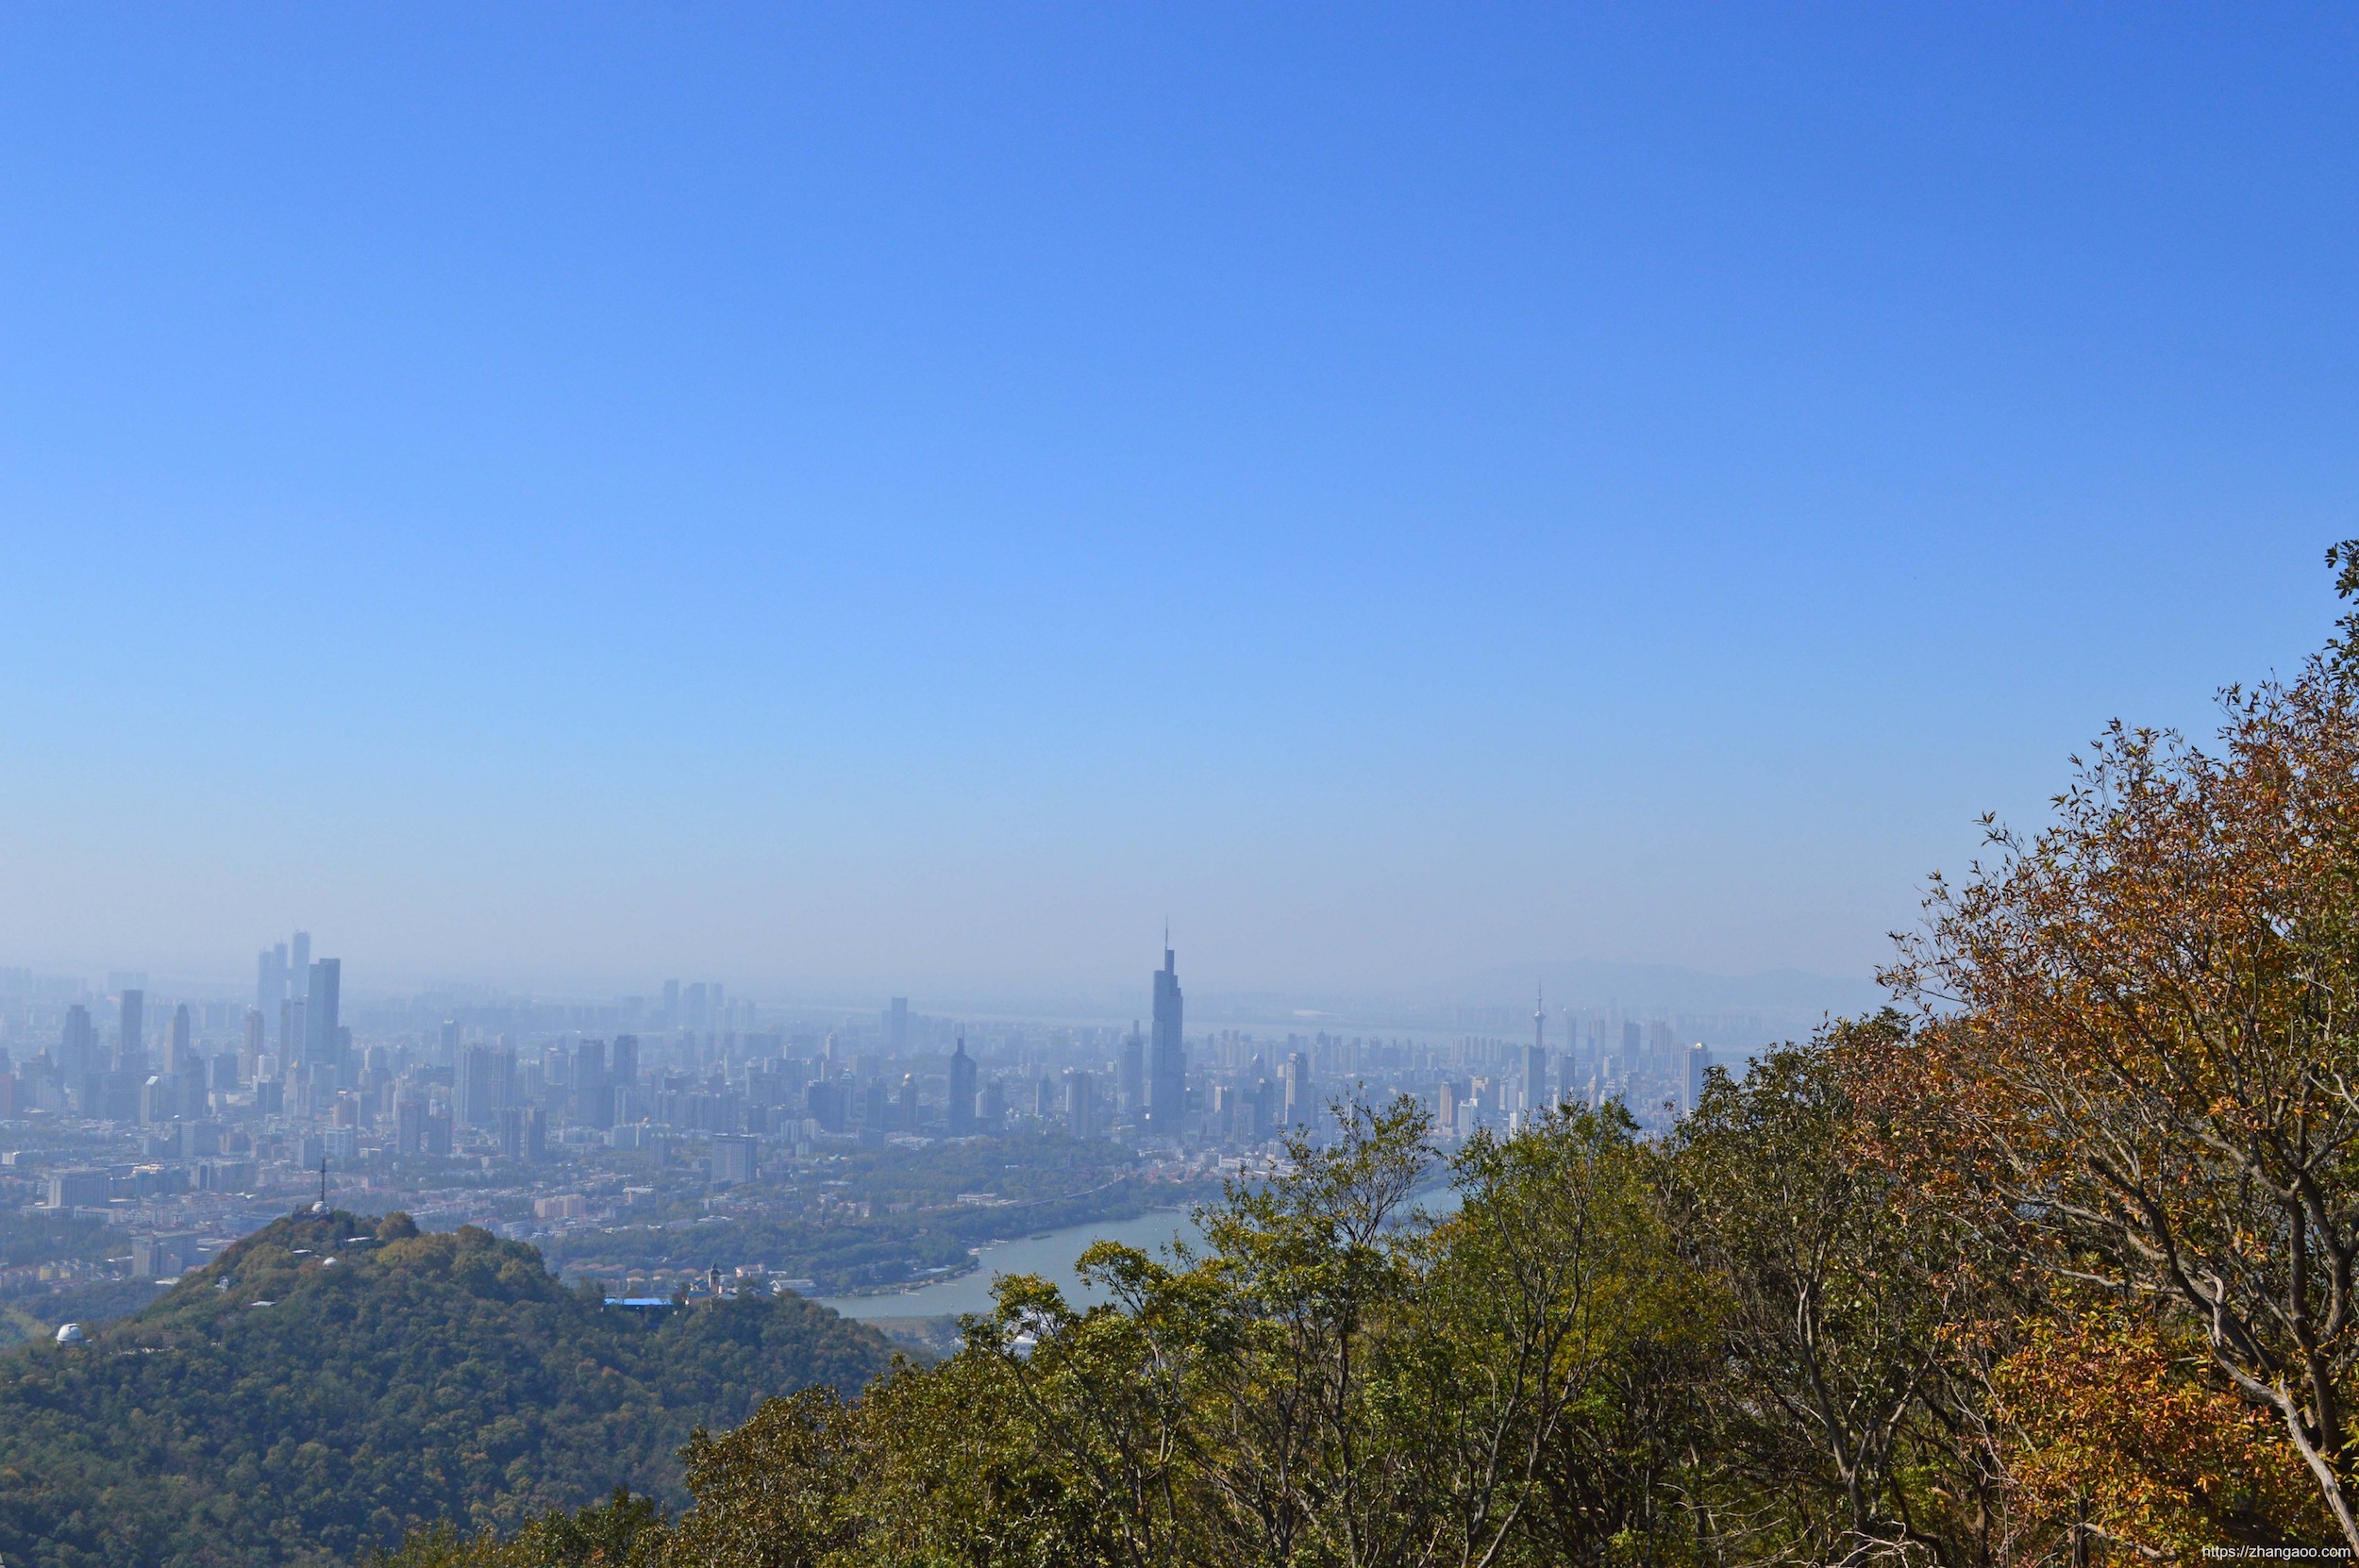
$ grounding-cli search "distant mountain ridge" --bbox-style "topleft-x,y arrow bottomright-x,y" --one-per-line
0,1208 -> 894,1568
1422,959 -> 1888,1019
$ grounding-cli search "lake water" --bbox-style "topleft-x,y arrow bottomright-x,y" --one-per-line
811,1181 -> 1461,1322
811,1207 -> 1203,1321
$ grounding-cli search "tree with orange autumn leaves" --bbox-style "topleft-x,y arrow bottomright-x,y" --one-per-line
1866,551 -> 2359,1550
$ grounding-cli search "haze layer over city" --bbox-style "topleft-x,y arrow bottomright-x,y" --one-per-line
4,9 -> 2359,1562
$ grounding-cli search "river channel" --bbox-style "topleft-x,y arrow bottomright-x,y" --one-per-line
812,1207 -> 1203,1321
811,1181 -> 1462,1322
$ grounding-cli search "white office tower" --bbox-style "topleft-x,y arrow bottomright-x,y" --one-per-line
1682,1043 -> 1714,1118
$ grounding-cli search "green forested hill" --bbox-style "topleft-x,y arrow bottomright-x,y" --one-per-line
0,1208 -> 895,1568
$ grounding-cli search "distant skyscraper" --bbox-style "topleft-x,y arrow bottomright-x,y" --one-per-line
1682,1043 -> 1713,1119
1117,1024 -> 1144,1115
460,1045 -> 512,1128
888,997 -> 909,1053
947,1037 -> 977,1136
711,1134 -> 758,1186
611,1034 -> 639,1088
242,1008 -> 265,1070
171,1003 -> 193,1067
1282,1051 -> 1313,1128
1525,988 -> 1548,1115
291,932 -> 310,997
257,947 -> 287,1017
117,989 -> 144,1076
439,1019 -> 460,1062
304,959 -> 342,1071
1146,943 -> 1185,1135
662,978 -> 680,1027
1064,1070 -> 1096,1140
394,1093 -> 427,1157
59,1004 -> 95,1079
575,1039 -> 611,1128
498,1103 -> 544,1161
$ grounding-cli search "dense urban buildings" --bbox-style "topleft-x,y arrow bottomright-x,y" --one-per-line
0,934 -> 1760,1308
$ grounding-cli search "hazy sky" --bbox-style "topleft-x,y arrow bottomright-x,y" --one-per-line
3,6 -> 2355,1000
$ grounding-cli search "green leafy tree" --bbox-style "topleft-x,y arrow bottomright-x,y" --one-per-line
1668,1021 -> 2005,1566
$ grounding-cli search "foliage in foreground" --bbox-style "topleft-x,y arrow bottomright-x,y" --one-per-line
384,1074 -> 2329,1568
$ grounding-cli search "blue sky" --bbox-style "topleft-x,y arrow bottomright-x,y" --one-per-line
2,5 -> 2354,999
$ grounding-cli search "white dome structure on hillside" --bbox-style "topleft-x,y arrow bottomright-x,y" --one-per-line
54,1323 -> 84,1344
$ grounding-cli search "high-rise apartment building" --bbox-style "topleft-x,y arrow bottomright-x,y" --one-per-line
711,1134 -> 758,1186
611,1034 -> 639,1088
394,1093 -> 427,1157
498,1103 -> 544,1161
460,1045 -> 513,1128
888,997 -> 909,1052
1146,945 -> 1185,1136
1064,1070 -> 1096,1140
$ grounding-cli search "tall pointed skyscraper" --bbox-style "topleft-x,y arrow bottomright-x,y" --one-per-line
1146,939 -> 1186,1137
1524,985 -> 1550,1116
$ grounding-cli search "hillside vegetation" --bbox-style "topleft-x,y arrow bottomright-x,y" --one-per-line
0,1207 -> 893,1568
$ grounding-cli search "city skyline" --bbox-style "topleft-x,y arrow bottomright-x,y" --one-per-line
0,937 -> 1882,1039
